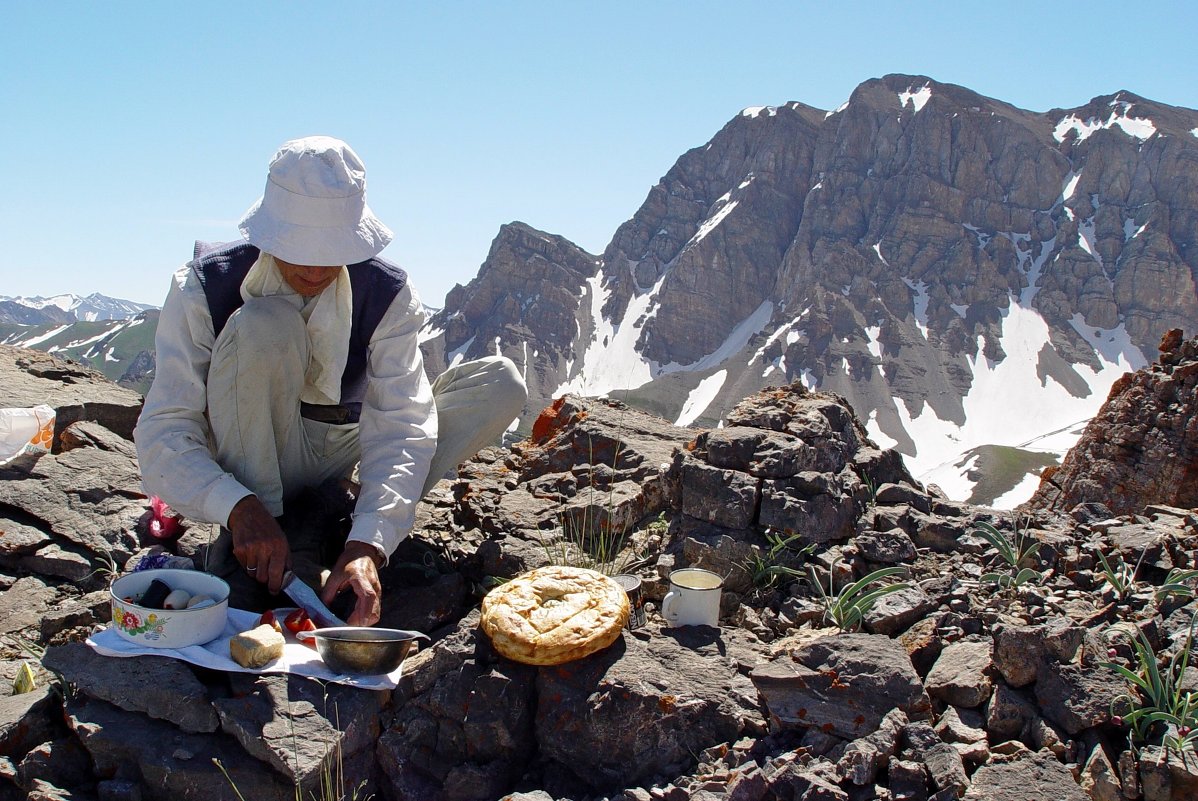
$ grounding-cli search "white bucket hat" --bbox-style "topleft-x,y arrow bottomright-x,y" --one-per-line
238,136 -> 393,266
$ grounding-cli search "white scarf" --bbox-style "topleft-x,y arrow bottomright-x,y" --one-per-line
240,253 -> 352,406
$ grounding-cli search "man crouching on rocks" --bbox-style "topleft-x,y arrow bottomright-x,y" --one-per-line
135,136 -> 526,625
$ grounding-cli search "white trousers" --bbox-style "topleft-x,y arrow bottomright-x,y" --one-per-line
207,296 -> 526,515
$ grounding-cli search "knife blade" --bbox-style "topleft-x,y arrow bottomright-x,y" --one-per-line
281,571 -> 347,629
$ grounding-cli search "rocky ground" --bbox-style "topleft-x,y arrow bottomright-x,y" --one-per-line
0,337 -> 1197,800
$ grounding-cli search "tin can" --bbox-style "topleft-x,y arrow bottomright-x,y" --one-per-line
612,573 -> 647,630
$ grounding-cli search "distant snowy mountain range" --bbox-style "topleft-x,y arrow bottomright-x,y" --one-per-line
0,294 -> 159,393
0,293 -> 156,324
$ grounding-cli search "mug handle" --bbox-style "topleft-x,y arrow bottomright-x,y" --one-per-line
662,590 -> 679,624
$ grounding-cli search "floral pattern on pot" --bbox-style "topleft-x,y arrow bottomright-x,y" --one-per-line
112,604 -> 169,639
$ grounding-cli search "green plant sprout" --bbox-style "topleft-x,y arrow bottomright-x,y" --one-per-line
809,563 -> 909,632
744,529 -> 815,590
87,548 -> 121,587
1101,616 -> 1198,754
975,519 -> 1043,589
860,474 -> 879,508
1096,549 -> 1144,601
1157,569 -> 1198,602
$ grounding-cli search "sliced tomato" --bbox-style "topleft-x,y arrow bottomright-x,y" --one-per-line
259,610 -> 282,632
283,608 -> 312,634
297,616 -> 317,647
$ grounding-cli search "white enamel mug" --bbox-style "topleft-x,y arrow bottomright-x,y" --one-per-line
662,568 -> 723,628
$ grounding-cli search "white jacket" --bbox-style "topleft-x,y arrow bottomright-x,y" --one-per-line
134,263 -> 437,559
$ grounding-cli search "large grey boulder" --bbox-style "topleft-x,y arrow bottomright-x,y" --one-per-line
213,673 -> 384,790
962,750 -> 1089,800
751,632 -> 931,739
42,643 -> 218,733
536,626 -> 764,789
0,687 -> 61,761
67,695 -> 297,801
991,619 -> 1084,688
925,639 -> 994,708
381,654 -> 537,801
1034,658 -> 1125,735
1139,744 -> 1198,801
0,447 -> 144,581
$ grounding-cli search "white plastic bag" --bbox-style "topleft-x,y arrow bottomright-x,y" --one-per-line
0,405 -> 55,464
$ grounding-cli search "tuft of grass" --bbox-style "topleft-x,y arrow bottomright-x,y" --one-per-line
541,434 -> 637,576
975,518 -> 1043,589
809,563 -> 909,632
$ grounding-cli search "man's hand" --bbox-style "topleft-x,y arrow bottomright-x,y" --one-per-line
227,495 -> 291,595
321,541 -> 384,626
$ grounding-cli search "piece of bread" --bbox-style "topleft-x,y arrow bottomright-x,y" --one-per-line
480,565 -> 630,666
229,623 -> 285,668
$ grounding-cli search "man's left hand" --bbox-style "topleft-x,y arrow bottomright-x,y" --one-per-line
321,541 -> 384,626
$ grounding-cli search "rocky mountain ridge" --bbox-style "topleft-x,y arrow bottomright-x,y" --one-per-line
0,294 -> 156,325
0,337 -> 1197,799
0,313 -> 159,395
421,74 -> 1198,508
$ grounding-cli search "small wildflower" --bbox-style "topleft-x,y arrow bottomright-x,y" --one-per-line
1111,715 -> 1124,727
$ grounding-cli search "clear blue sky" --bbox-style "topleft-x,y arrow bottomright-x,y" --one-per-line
3,1 -> 1196,308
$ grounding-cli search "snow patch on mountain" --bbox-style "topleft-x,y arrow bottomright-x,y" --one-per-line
825,101 -> 850,119
691,196 -> 740,246
1123,218 -> 1148,241
447,335 -> 476,370
1053,102 -> 1156,143
556,270 -> 658,397
898,84 -> 932,113
662,300 -> 775,374
888,298 -> 1145,506
1061,171 -> 1082,203
742,106 -> 777,119
17,325 -> 71,348
675,370 -> 728,426
903,279 -> 930,338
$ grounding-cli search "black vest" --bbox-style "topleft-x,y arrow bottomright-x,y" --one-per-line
190,241 -> 408,420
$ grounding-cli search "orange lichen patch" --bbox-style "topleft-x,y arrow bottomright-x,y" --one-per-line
530,398 -> 568,443
658,694 -> 677,713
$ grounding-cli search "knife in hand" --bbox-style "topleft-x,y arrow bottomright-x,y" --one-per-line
281,571 -> 347,629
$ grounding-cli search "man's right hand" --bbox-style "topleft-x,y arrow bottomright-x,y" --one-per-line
227,495 -> 291,595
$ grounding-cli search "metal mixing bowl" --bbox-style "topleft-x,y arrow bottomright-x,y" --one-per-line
298,627 -> 426,675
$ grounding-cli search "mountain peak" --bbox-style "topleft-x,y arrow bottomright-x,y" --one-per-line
0,293 -> 157,325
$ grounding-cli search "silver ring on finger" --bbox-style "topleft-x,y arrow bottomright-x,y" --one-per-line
246,566 -> 258,573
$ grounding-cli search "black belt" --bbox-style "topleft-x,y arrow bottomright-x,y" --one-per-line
300,403 -> 358,425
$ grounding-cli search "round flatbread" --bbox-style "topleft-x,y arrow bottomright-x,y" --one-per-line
480,565 -> 630,666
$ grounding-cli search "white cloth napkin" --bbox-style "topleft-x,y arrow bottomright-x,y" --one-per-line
87,607 -> 402,691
